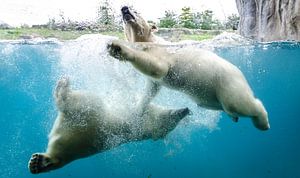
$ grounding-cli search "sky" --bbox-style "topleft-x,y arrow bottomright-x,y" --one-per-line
0,0 -> 238,26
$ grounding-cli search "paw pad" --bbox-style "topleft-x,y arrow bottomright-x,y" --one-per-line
28,153 -> 53,174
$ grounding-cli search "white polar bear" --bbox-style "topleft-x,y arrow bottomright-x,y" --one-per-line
107,40 -> 270,131
28,77 -> 189,174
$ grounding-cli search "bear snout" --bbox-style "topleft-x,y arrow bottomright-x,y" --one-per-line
121,6 -> 135,22
121,6 -> 129,14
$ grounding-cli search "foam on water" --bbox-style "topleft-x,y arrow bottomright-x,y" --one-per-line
59,34 -> 144,119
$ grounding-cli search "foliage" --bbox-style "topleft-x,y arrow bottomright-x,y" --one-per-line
100,31 -> 125,39
179,7 -> 196,29
0,28 -> 217,41
199,10 -> 214,30
196,10 -> 225,30
0,4 -> 229,41
158,10 -> 178,28
193,12 -> 202,29
181,33 -> 215,41
225,14 -> 240,30
212,19 -> 225,30
174,7 -> 224,30
0,28 -> 124,40
58,10 -> 67,23
97,0 -> 116,29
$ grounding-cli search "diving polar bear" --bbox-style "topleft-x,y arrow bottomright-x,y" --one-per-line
28,78 -> 189,174
107,40 -> 270,131
118,6 -> 269,130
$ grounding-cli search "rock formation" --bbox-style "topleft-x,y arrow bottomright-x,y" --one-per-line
236,0 -> 300,41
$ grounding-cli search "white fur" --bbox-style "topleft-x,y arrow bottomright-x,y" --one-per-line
28,78 -> 189,174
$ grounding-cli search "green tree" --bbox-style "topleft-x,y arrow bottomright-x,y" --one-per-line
225,14 -> 239,30
199,10 -> 214,30
211,19 -> 225,30
179,7 -> 196,29
97,0 -> 116,29
193,12 -> 202,29
193,10 -> 224,30
158,10 -> 178,28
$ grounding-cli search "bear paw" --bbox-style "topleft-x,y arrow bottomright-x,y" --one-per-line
28,153 -> 54,174
107,40 -> 127,61
232,117 -> 239,122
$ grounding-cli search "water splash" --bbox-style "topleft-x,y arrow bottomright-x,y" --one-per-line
58,34 -> 221,143
59,34 -> 145,119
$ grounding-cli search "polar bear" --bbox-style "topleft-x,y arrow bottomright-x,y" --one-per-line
121,6 -> 168,44
107,40 -> 270,131
28,77 -> 189,174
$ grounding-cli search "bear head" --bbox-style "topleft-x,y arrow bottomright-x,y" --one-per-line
121,6 -> 158,42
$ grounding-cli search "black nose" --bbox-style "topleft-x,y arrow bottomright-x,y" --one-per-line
121,6 -> 129,13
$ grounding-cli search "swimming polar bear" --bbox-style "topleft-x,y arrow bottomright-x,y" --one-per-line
107,40 -> 270,131
28,77 -> 189,174
119,6 -> 269,130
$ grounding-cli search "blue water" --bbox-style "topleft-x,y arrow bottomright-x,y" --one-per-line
0,36 -> 300,178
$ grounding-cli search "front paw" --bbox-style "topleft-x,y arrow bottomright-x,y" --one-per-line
107,41 -> 125,60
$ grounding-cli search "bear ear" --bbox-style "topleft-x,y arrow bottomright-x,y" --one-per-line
151,25 -> 158,33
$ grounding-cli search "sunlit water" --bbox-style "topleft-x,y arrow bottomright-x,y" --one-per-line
0,34 -> 299,178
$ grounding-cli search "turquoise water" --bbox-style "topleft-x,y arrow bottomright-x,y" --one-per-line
0,36 -> 300,178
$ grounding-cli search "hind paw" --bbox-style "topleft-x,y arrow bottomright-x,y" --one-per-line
171,107 -> 190,120
28,153 -> 54,174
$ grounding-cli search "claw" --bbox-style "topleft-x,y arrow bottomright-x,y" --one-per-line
107,42 -> 124,61
232,117 -> 239,122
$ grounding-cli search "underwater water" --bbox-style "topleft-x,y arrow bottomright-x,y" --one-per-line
0,35 -> 299,178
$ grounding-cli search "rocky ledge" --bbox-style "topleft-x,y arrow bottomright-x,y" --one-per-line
236,0 -> 300,41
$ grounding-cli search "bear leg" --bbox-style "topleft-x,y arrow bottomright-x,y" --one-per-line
108,40 -> 169,79
222,98 -> 269,130
169,107 -> 190,123
250,99 -> 270,130
155,107 -> 190,139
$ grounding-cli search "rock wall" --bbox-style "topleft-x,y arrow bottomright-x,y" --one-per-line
236,0 -> 300,41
